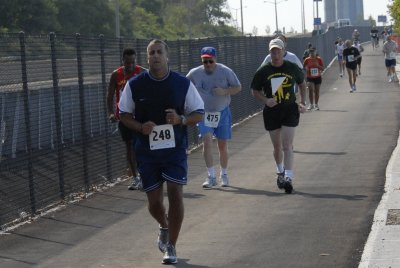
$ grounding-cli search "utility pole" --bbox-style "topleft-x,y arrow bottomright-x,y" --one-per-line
301,0 -> 305,33
240,0 -> 244,35
115,0 -> 120,38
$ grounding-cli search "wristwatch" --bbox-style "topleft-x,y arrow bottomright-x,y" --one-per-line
180,115 -> 187,125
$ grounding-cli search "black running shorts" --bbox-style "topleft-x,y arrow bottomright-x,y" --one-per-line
306,76 -> 322,85
263,102 -> 300,131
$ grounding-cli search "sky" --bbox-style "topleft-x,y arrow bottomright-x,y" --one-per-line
226,0 -> 392,35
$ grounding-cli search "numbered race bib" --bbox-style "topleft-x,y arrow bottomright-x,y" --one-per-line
347,55 -> 355,62
205,111 -> 221,128
390,52 -> 397,58
310,68 -> 319,77
149,124 -> 175,150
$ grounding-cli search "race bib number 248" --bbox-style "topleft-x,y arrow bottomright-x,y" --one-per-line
149,124 -> 175,150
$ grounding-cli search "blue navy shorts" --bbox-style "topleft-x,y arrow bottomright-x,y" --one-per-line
198,106 -> 232,140
385,59 -> 396,67
137,148 -> 187,193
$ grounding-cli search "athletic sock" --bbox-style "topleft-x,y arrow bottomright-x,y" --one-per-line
276,163 -> 284,174
207,167 -> 215,178
285,170 -> 293,179
220,168 -> 228,176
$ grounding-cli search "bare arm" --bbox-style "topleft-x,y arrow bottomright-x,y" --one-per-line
298,81 -> 306,105
251,89 -> 277,108
119,113 -> 145,133
165,109 -> 204,126
106,72 -> 118,122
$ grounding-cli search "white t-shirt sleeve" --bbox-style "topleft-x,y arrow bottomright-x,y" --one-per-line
184,82 -> 204,115
293,55 -> 303,69
119,82 -> 135,113
262,54 -> 271,65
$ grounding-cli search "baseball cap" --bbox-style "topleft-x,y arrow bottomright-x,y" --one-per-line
201,47 -> 217,58
269,39 -> 285,51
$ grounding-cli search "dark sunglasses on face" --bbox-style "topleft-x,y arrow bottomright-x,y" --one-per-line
202,59 -> 214,64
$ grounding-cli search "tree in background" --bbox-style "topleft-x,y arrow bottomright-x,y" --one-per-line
389,0 -> 400,33
0,0 -> 239,38
0,0 -> 59,33
368,15 -> 377,27
55,0 -> 114,36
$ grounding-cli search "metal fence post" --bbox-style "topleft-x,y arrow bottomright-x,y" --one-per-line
99,34 -> 113,180
76,33 -> 90,192
49,32 -> 65,199
19,31 -> 36,215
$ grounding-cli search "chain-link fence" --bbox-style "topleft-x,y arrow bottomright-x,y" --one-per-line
0,26 -> 372,228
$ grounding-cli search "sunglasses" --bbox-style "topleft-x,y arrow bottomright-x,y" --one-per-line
202,60 -> 214,64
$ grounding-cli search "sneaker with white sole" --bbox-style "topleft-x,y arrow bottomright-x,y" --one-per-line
313,104 -> 320,111
158,226 -> 169,253
220,174 -> 229,187
202,175 -> 217,188
307,104 -> 314,111
276,172 -> 285,189
128,176 -> 142,190
162,243 -> 178,264
283,177 -> 293,194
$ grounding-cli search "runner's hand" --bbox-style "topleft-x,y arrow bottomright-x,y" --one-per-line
141,121 -> 156,135
165,109 -> 179,125
298,103 -> 306,113
109,114 -> 118,123
266,98 -> 278,108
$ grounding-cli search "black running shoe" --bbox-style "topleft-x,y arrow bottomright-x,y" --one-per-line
283,177 -> 293,194
276,172 -> 285,189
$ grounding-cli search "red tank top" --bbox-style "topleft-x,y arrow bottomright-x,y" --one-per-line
115,65 -> 142,119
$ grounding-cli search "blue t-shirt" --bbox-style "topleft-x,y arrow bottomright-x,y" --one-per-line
186,63 -> 241,112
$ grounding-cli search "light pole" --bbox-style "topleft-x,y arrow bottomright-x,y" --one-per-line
264,0 -> 287,34
115,0 -> 120,38
231,5 -> 247,34
240,0 -> 244,35
301,0 -> 305,33
231,7 -> 240,31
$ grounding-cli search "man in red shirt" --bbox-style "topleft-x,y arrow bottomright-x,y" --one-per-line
107,48 -> 146,190
303,47 -> 324,110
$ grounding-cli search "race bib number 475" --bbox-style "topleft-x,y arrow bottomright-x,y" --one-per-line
149,124 -> 175,150
205,111 -> 221,128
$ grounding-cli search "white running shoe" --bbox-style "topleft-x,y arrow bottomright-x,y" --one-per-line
202,176 -> 217,188
162,243 -> 178,264
307,104 -> 314,111
220,174 -> 229,187
158,226 -> 169,253
314,104 -> 320,111
128,176 -> 142,190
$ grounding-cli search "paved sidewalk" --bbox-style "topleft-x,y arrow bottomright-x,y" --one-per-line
358,52 -> 400,267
